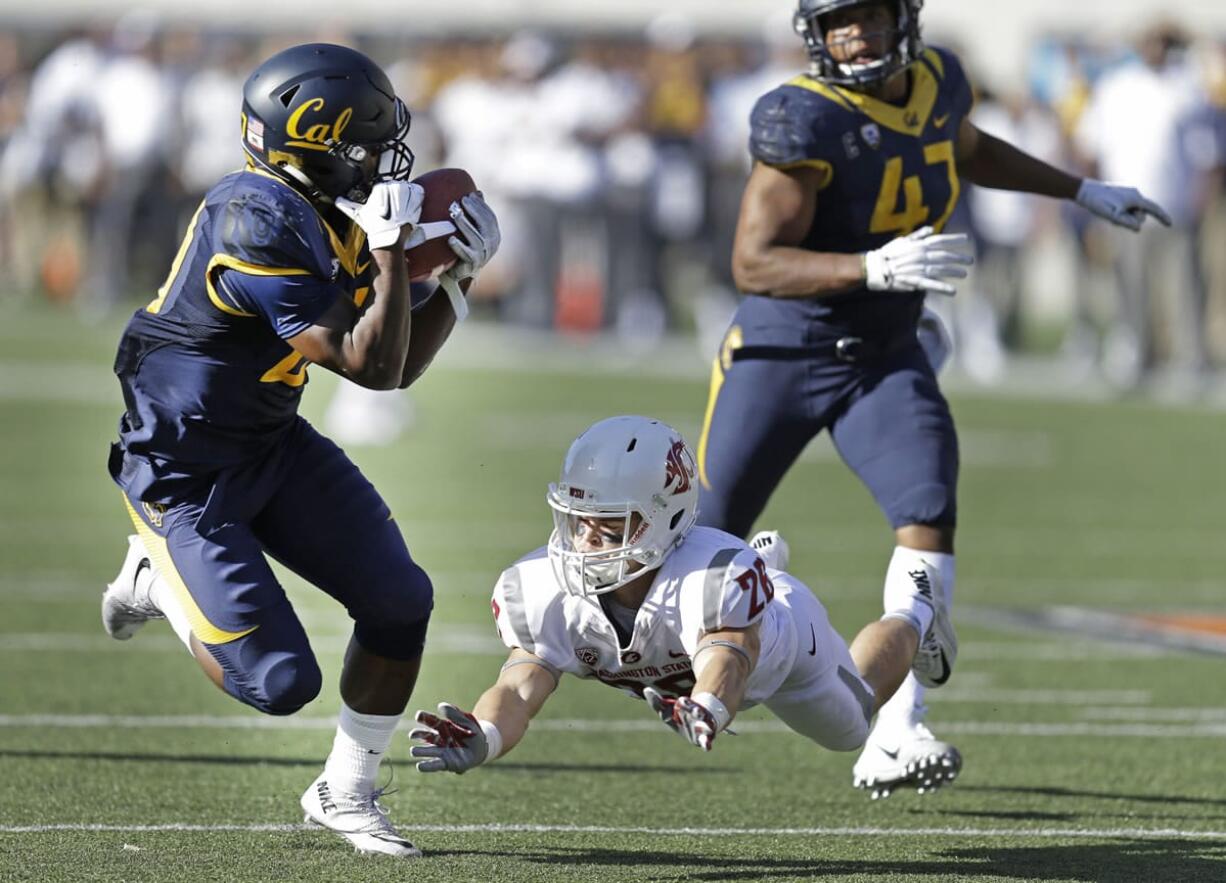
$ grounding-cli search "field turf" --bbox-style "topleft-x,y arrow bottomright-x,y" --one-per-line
1,304 -> 1224,882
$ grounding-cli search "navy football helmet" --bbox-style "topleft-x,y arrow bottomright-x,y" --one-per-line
240,43 -> 414,202
793,0 -> 925,88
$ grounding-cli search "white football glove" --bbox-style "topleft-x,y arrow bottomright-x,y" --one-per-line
863,226 -> 974,296
643,687 -> 728,752
408,702 -> 494,774
1075,179 -> 1172,232
335,180 -> 425,250
446,192 -> 501,279
435,193 -> 501,323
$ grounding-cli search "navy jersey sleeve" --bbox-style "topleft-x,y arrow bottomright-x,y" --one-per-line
217,271 -> 339,340
748,85 -> 836,187
929,47 -> 974,120
749,87 -> 826,165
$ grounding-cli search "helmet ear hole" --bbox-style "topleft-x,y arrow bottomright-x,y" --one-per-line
278,85 -> 300,107
669,510 -> 686,531
626,438 -> 637,453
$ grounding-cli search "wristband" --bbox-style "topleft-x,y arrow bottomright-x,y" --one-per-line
690,691 -> 732,733
478,718 -> 502,762
438,274 -> 470,322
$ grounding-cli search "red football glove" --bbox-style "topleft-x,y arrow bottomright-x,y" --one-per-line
643,687 -> 719,751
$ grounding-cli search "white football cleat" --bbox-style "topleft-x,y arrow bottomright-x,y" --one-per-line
852,718 -> 962,800
101,535 -> 163,640
910,568 -> 956,689
749,530 -> 790,571
300,773 -> 421,858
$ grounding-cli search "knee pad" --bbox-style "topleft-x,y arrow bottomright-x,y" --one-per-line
352,564 -> 434,661
354,609 -> 431,662
224,649 -> 322,716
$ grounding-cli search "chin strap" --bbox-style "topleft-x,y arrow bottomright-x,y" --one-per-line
252,158 -> 339,205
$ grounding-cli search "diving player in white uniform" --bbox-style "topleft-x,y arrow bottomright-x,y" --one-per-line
410,416 -> 958,798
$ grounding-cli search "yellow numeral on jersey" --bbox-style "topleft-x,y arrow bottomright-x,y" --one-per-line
922,140 -> 960,233
260,351 -> 309,387
868,140 -> 959,237
869,156 -> 929,236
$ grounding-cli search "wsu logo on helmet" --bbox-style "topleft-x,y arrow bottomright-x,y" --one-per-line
663,438 -> 695,496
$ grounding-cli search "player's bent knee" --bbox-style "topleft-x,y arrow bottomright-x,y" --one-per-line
888,483 -> 956,529
245,651 -> 323,716
350,563 -> 434,661
813,716 -> 871,753
354,610 -> 431,662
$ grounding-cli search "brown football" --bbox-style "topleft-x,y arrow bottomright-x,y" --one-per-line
405,167 -> 477,282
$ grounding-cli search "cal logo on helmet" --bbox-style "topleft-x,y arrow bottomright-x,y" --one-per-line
285,97 -> 354,152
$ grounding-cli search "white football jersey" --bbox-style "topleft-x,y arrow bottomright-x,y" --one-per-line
490,526 -> 801,707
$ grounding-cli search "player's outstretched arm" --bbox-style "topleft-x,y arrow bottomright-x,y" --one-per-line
732,163 -> 867,298
287,181 -> 422,390
645,625 -> 761,751
409,648 -> 557,774
955,119 -> 1171,231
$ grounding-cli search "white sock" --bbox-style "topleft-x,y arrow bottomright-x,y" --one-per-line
323,703 -> 401,796
880,546 -> 939,639
146,572 -> 195,657
876,548 -> 956,732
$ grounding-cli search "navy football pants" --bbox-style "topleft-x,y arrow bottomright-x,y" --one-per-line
697,338 -> 959,538
123,418 -> 433,715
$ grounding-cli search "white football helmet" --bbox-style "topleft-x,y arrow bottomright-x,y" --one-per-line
547,416 -> 699,597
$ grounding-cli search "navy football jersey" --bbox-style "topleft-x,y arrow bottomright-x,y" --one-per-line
111,168 -> 375,501
743,46 -> 974,333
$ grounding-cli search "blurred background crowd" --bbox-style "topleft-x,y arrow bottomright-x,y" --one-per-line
2,10 -> 1225,395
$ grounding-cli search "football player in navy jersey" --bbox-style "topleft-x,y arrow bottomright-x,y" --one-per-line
697,0 -> 1170,799
99,43 -> 499,857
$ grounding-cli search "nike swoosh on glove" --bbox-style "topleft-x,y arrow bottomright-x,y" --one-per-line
863,226 -> 974,296
408,702 -> 489,774
335,181 -> 425,250
1075,179 -> 1172,232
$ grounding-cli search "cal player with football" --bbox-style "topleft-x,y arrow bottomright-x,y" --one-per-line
694,0 -> 1171,798
410,417 -> 957,799
99,44 -> 499,857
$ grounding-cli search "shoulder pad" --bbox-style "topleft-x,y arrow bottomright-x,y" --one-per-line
212,173 -> 333,278
749,84 -> 838,167
492,564 -> 535,654
922,46 -> 974,113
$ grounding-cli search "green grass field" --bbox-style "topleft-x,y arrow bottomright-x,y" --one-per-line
1,303 -> 1224,882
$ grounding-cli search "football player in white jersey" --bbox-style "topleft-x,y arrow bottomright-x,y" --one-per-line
410,416 -> 958,798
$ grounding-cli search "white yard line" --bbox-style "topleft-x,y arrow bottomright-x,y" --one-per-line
1,822 -> 1224,840
0,713 -> 1222,738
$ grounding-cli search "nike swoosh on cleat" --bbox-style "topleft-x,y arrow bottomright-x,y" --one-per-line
931,649 -> 952,685
807,623 -> 817,656
879,745 -> 901,760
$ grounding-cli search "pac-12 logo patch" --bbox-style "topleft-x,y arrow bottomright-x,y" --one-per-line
860,123 -> 881,150
576,647 -> 600,667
